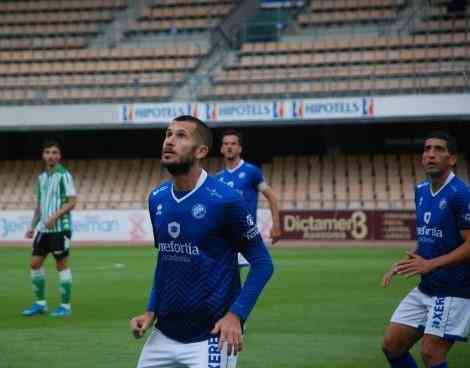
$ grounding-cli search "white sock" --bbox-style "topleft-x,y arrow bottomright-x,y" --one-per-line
58,269 -> 72,282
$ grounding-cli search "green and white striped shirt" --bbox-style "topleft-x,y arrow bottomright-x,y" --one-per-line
37,164 -> 76,233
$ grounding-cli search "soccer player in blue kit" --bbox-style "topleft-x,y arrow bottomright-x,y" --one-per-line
130,116 -> 274,368
216,130 -> 281,266
381,132 -> 470,368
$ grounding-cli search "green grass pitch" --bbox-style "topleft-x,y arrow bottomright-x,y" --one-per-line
1,246 -> 469,368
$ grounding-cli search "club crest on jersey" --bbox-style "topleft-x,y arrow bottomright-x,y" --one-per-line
156,204 -> 163,216
227,181 -> 234,188
168,221 -> 180,239
191,203 -> 206,219
424,212 -> 431,224
239,172 -> 246,179
439,199 -> 447,210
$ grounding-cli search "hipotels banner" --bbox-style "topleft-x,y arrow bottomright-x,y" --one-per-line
119,95 -> 470,125
120,97 -> 373,124
0,209 -> 273,244
121,102 -> 199,124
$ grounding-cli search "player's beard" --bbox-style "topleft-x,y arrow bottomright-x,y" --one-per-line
162,151 -> 196,176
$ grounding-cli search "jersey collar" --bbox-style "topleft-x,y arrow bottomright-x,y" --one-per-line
171,169 -> 208,203
429,171 -> 455,197
226,159 -> 244,174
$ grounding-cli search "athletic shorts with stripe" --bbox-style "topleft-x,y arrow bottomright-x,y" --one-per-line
137,329 -> 238,368
390,287 -> 470,342
32,231 -> 71,261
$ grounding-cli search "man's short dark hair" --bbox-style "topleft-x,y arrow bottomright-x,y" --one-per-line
42,139 -> 61,152
173,115 -> 212,152
424,131 -> 457,155
221,129 -> 243,147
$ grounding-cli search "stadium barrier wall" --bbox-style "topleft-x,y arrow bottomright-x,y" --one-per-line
0,209 -> 273,245
0,209 -> 416,245
0,94 -> 469,130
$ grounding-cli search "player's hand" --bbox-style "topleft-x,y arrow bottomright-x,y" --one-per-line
270,225 -> 282,245
381,269 -> 396,288
46,215 -> 58,229
211,312 -> 243,356
394,251 -> 436,277
25,229 -> 35,239
130,312 -> 155,339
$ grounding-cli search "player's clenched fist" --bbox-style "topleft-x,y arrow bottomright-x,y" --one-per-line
130,312 -> 155,339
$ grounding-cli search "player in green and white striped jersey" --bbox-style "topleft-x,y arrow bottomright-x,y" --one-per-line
22,140 -> 77,318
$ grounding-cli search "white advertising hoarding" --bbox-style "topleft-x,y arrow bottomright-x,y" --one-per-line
119,94 -> 470,125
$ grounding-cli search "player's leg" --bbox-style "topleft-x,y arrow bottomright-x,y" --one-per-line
136,329 -> 179,368
420,295 -> 470,367
50,231 -> 72,317
382,323 -> 421,367
382,287 -> 428,367
22,232 -> 48,316
420,335 -> 453,368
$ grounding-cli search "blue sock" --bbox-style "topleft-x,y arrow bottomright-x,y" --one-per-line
431,363 -> 448,368
386,351 -> 418,368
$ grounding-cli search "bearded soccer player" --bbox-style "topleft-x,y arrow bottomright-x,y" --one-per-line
216,130 -> 281,266
130,116 -> 274,368
22,140 -> 77,317
381,131 -> 470,368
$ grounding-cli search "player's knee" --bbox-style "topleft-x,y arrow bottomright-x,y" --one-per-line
30,260 -> 43,269
55,258 -> 68,271
420,340 -> 446,366
382,334 -> 406,358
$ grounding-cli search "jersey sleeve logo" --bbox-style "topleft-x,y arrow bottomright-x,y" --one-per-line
156,204 -> 163,216
424,212 -> 431,224
152,186 -> 168,196
191,204 -> 207,219
168,221 -> 181,239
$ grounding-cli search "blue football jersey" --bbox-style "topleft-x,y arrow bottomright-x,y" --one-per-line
146,170 -> 272,343
215,160 -> 265,220
415,172 -> 470,298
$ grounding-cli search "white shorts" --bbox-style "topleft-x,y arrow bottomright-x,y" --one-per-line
237,253 -> 249,267
137,329 -> 238,368
390,287 -> 470,341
